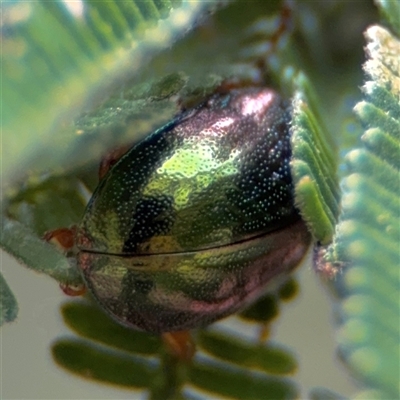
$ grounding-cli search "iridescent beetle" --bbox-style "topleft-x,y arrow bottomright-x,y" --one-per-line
67,86 -> 311,333
47,3 -> 312,334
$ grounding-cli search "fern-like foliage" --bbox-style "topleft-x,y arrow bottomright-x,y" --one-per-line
1,2 -> 308,398
2,0 -> 395,398
290,73 -> 340,245
52,280 -> 299,400
0,273 -> 18,325
2,0 -> 221,187
326,22 -> 400,399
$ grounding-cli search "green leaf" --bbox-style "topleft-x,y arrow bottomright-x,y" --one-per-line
290,73 -> 340,244
188,360 -> 298,400
197,330 -> 297,375
1,217 -> 82,285
0,272 -> 19,326
52,339 -> 154,388
325,25 -> 400,399
2,0 -> 221,187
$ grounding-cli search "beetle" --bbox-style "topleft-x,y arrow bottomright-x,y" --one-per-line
43,1 -> 312,335
68,86 -> 312,333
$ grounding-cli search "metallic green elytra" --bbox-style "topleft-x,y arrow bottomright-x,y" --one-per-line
77,87 -> 311,333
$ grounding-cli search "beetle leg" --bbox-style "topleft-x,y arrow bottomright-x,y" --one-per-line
59,281 -> 87,297
43,227 -> 87,296
98,145 -> 132,180
161,331 -> 196,362
43,227 -> 76,253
